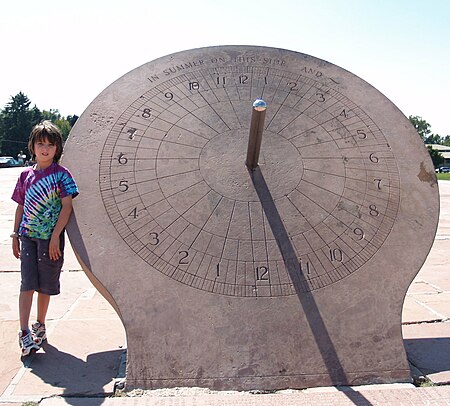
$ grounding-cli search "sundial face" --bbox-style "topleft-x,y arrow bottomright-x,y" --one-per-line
97,48 -> 399,297
64,45 -> 439,390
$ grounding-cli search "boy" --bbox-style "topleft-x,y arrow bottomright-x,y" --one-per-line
11,120 -> 79,356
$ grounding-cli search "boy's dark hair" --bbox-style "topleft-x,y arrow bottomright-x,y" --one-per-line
28,121 -> 64,162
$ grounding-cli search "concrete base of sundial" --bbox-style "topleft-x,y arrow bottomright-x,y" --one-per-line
63,45 -> 439,391
66,225 -> 425,390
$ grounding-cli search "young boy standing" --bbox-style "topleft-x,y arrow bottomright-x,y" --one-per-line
11,120 -> 79,356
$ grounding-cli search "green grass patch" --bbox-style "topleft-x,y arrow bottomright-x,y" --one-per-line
413,375 -> 435,387
436,173 -> 450,181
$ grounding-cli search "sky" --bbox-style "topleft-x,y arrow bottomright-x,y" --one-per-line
1,0 -> 449,135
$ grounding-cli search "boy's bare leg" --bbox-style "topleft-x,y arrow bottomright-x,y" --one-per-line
19,290 -> 34,330
37,293 -> 50,324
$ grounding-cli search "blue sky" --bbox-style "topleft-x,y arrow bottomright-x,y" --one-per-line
1,0 -> 449,135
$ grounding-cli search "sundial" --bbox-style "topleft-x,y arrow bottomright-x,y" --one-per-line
63,45 -> 439,390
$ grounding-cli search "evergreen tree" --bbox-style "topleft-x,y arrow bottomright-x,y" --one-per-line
0,93 -> 79,156
0,92 -> 40,157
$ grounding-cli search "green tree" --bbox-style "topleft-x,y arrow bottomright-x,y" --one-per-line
409,115 -> 432,141
67,115 -> 79,127
41,109 -> 72,140
0,92 -> 41,157
55,118 -> 72,140
0,93 -> 78,155
424,133 -> 442,145
427,146 -> 444,168
408,115 -> 448,168
41,109 -> 61,122
0,111 -> 4,149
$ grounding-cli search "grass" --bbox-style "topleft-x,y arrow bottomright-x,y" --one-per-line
413,375 -> 435,387
436,173 -> 450,181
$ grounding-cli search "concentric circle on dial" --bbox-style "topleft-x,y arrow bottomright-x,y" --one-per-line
99,59 -> 399,297
198,130 -> 303,202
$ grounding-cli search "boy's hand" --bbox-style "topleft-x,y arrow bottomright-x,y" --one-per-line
49,234 -> 62,261
12,237 -> 20,259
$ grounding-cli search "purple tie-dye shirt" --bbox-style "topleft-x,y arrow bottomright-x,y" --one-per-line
12,162 -> 79,239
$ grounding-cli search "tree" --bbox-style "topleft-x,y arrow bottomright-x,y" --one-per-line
55,118 -> 72,140
427,146 -> 444,168
408,115 -> 449,169
0,111 -> 4,149
409,115 -> 432,141
67,115 -> 79,127
0,93 -> 79,155
41,109 -> 72,140
41,109 -> 61,122
0,92 -> 40,157
424,133 -> 442,145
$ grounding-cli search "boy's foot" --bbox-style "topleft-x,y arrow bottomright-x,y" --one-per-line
19,330 -> 40,357
31,322 -> 47,345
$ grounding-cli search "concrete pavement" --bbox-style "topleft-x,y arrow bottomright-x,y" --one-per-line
0,167 -> 449,405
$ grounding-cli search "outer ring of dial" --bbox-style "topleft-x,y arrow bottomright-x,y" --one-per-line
99,66 -> 399,297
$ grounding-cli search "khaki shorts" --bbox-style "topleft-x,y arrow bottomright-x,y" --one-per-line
19,234 -> 65,295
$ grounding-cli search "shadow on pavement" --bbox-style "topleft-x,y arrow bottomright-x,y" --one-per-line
23,343 -> 122,405
404,337 -> 450,376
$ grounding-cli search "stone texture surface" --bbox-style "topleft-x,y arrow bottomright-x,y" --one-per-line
62,46 -> 439,390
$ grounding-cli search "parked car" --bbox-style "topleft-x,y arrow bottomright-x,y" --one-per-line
437,166 -> 450,173
0,156 -> 21,168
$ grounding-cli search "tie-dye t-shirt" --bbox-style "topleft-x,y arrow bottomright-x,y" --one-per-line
11,163 -> 79,240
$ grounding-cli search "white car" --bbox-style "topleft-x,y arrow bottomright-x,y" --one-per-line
0,156 -> 21,168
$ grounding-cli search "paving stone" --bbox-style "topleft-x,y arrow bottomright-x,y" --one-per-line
0,320 -> 22,396
402,296 -> 441,324
411,292 -> 450,320
39,385 -> 450,406
403,322 -> 450,384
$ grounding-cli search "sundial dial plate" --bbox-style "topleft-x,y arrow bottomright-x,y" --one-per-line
64,46 -> 439,390
98,51 -> 400,297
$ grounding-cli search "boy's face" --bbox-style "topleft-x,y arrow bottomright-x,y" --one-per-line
34,137 -> 57,165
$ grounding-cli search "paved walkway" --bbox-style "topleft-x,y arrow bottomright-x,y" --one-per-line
0,167 -> 449,405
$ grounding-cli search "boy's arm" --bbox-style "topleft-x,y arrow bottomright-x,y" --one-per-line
12,204 -> 24,259
49,196 -> 73,261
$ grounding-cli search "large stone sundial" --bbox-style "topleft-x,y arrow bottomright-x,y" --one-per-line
63,45 -> 439,390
